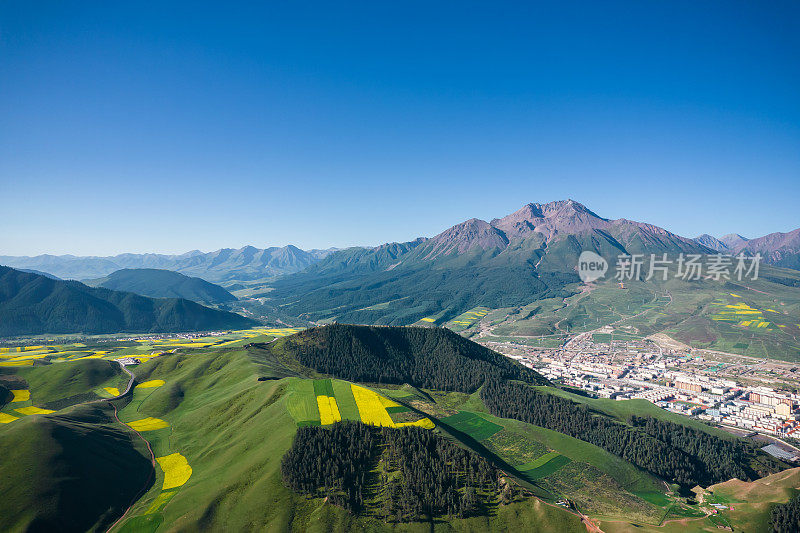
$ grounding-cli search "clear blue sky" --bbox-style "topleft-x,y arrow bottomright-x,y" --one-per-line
1,1 -> 798,256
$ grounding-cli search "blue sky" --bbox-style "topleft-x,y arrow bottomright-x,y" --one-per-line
1,1 -> 798,255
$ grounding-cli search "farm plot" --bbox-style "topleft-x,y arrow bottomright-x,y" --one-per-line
351,384 -> 434,429
127,417 -> 170,431
156,453 -> 193,490
440,411 -> 504,441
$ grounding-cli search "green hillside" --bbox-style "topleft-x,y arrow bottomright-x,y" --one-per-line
0,266 -> 258,336
481,263 -> 800,360
0,403 -> 153,532
86,268 -> 237,305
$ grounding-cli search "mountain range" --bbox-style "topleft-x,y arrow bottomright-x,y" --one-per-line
0,245 -> 337,283
262,200 -> 720,325
3,202 -> 797,289
694,229 -> 800,270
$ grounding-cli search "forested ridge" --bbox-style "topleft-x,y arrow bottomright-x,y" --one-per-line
480,380 -> 780,487
281,422 -> 505,520
0,266 -> 256,335
277,324 -> 548,392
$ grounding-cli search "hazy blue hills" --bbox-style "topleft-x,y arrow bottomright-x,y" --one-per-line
0,266 -> 257,336
0,245 -> 337,283
85,268 -> 236,305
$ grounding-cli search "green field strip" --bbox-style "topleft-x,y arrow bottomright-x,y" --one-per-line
312,378 -> 334,397
519,453 -> 571,480
385,405 -> 410,414
285,379 -> 321,425
440,411 -> 504,441
330,379 -> 360,420
517,450 -> 560,470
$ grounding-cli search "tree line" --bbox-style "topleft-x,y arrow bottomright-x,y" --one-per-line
480,379 -> 779,486
283,324 -> 548,393
770,493 -> 800,533
280,422 -> 502,520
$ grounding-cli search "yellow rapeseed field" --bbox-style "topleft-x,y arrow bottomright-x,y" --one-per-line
10,389 -> 30,402
127,417 -> 169,431
145,490 -> 176,514
351,385 -> 434,429
0,361 -> 33,367
15,406 -> 55,415
316,395 -> 342,425
396,418 -> 436,429
0,413 -> 20,423
351,384 -> 396,427
104,387 -> 120,396
156,453 -> 192,490
420,318 -> 436,322
136,379 -> 165,388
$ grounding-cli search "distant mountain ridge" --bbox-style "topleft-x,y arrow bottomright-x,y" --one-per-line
0,245 -> 337,283
693,230 -> 800,270
264,200 -> 717,325
0,266 -> 257,336
85,269 -> 237,305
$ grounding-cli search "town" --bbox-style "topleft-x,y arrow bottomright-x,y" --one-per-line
485,328 -> 800,463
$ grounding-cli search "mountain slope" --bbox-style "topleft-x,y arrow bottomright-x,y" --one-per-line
694,234 -> 729,251
0,266 -> 257,336
86,268 -> 237,305
737,228 -> 800,270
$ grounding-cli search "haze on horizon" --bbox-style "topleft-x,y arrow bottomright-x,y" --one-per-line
1,1 -> 798,256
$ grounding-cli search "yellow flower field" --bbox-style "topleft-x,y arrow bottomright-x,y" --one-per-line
15,406 -> 55,415
104,387 -> 120,396
420,317 -> 436,322
136,379 -> 165,389
397,418 -> 436,429
351,384 -> 434,429
316,395 -> 342,425
156,453 -> 192,490
145,490 -> 177,514
0,360 -> 33,367
127,417 -> 169,431
10,389 -> 30,402
351,385 -> 396,426
0,413 -> 20,423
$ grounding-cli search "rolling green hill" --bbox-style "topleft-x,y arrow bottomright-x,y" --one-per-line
86,268 -> 237,305
0,403 -> 153,532
0,266 -> 258,336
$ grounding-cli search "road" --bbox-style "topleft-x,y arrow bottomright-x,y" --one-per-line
99,361 -> 156,533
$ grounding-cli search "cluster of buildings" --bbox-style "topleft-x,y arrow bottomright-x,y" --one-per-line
488,335 -> 800,443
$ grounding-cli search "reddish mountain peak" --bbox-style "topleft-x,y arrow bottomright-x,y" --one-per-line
491,199 -> 609,239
